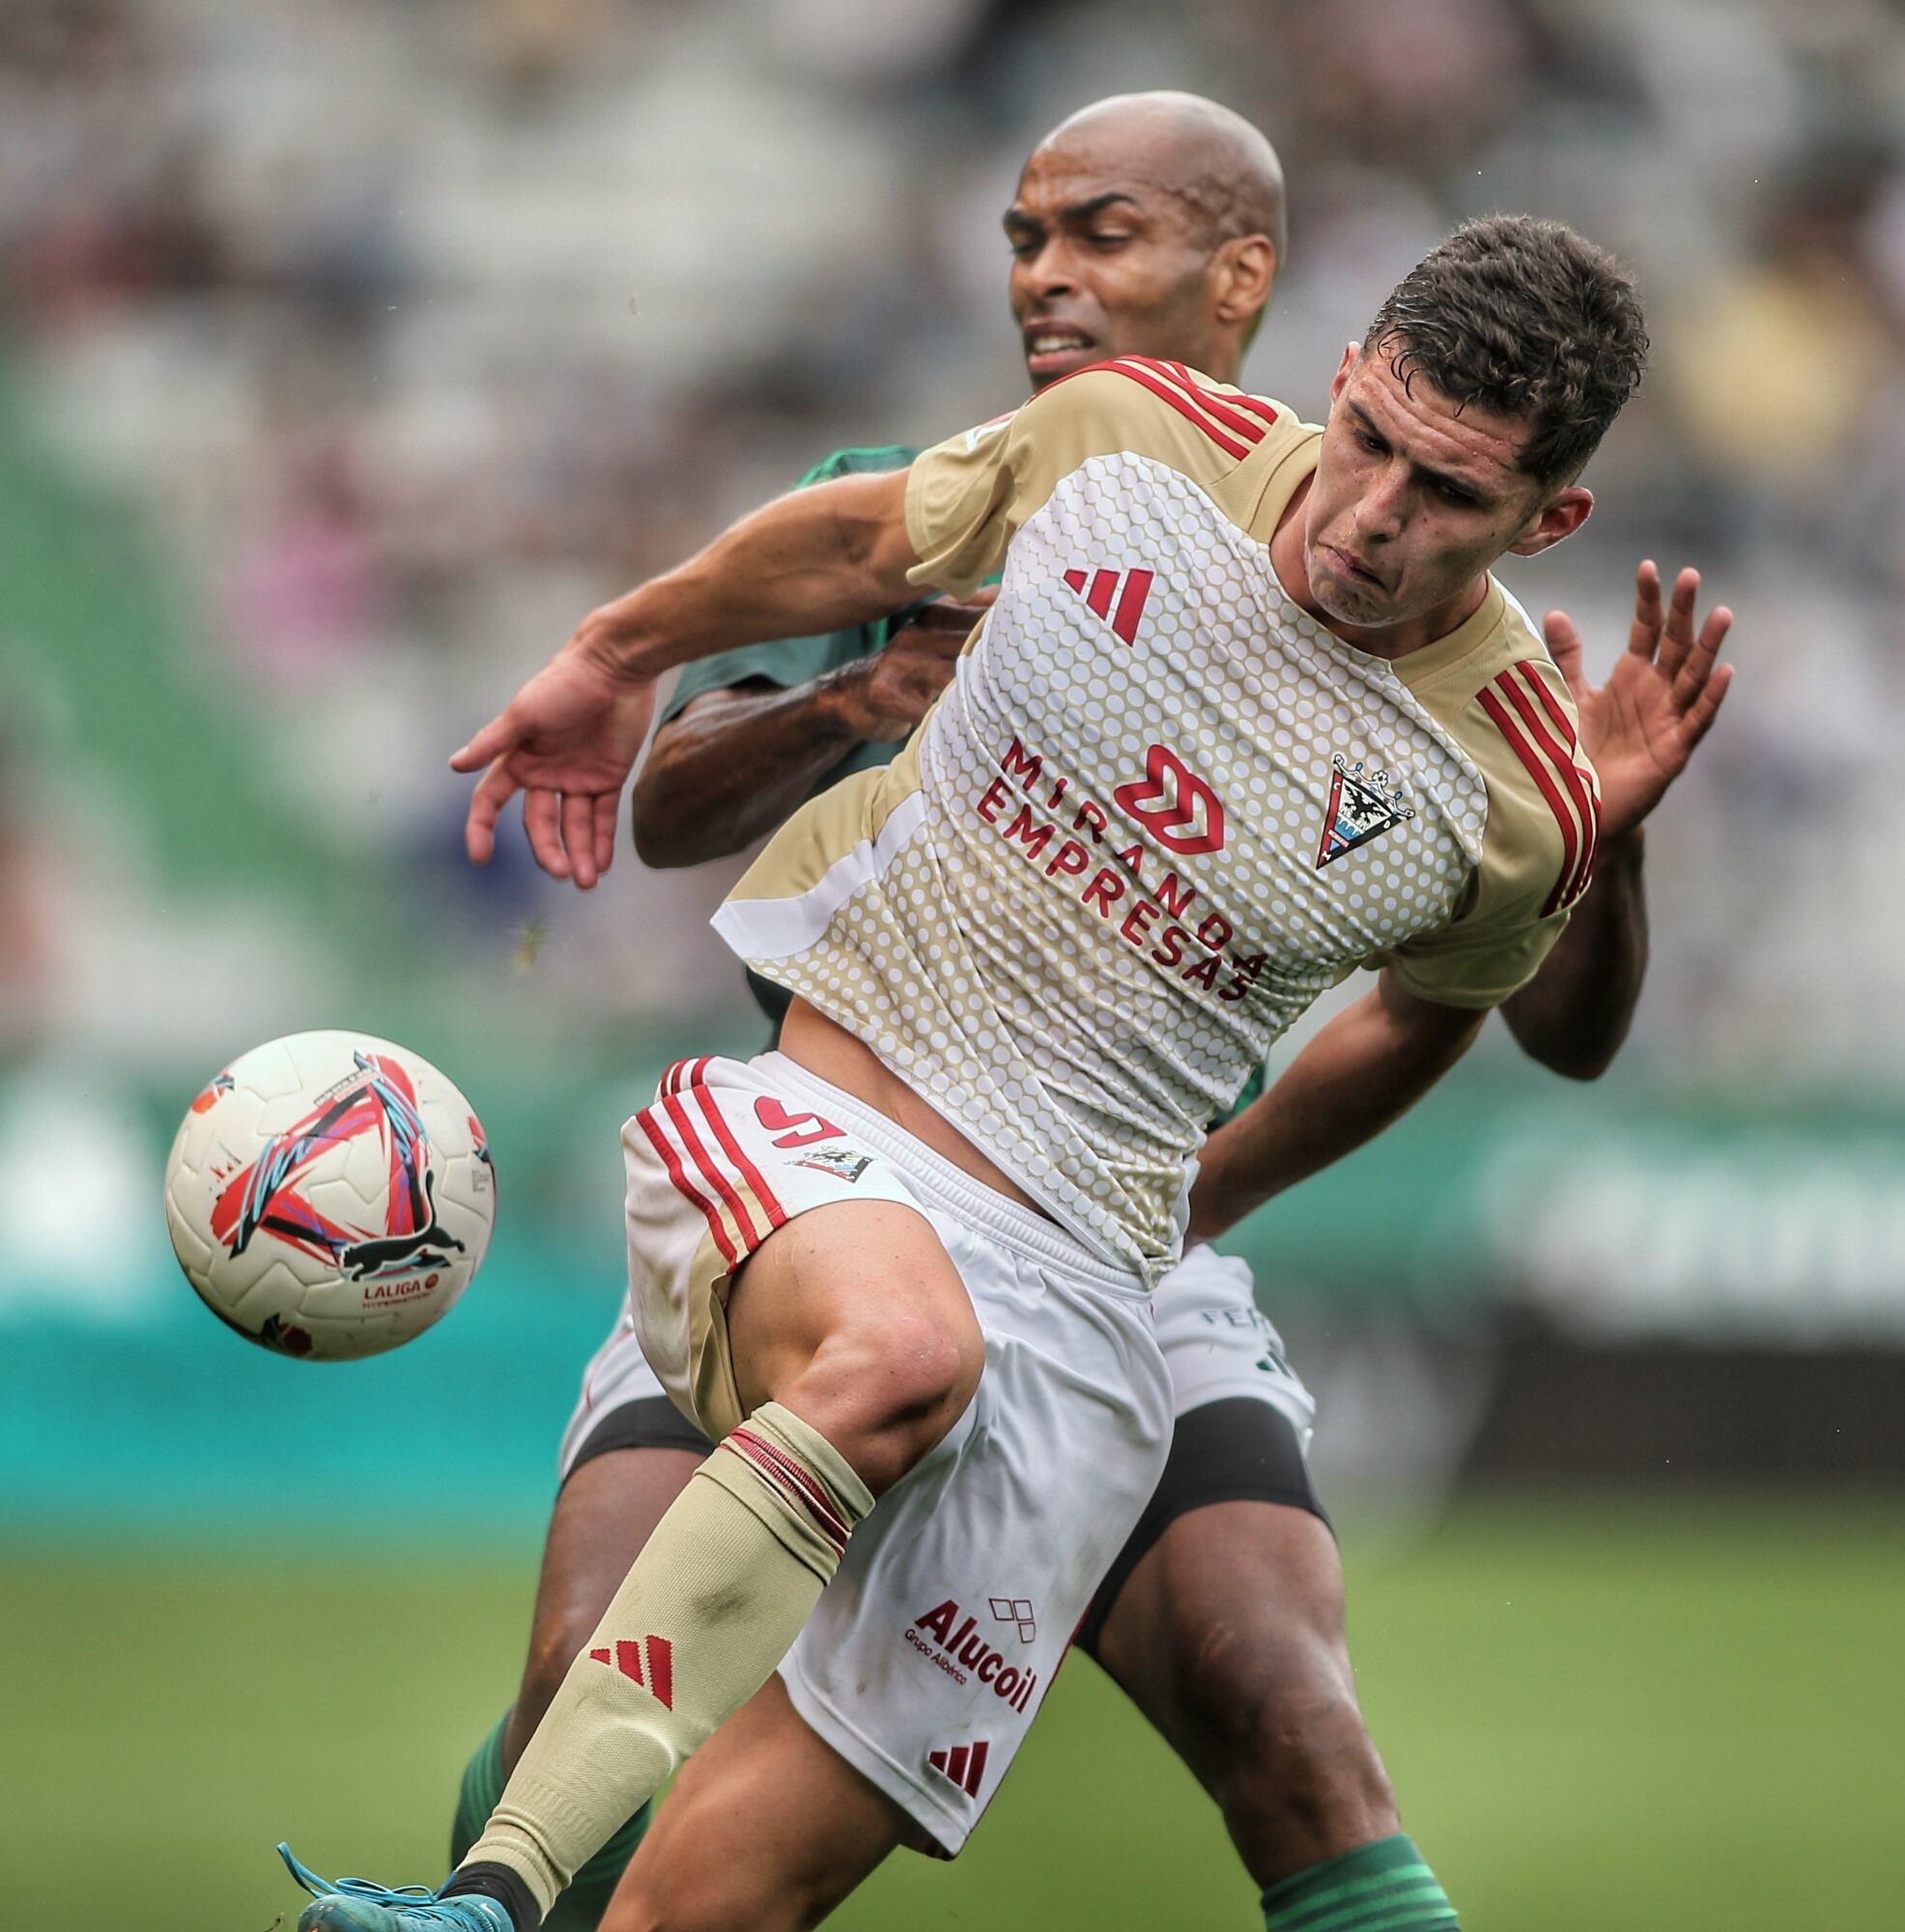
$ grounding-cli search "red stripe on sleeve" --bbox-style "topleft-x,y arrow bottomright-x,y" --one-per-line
1149,361 -> 1269,441
1092,360 -> 1251,458
1495,668 -> 1598,905
966,1741 -> 990,1794
1223,392 -> 1281,428
1477,686 -> 1580,919
635,1107 -> 738,1268
1516,660 -> 1581,751
1513,662 -> 1600,894
1085,569 -> 1118,618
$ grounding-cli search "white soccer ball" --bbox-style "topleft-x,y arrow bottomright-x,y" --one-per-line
163,1030 -> 497,1360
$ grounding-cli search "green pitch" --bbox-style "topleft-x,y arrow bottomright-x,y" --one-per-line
6,1495 -> 1901,1931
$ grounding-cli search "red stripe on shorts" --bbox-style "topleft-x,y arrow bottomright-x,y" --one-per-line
684,1064 -> 788,1230
635,1107 -> 737,1269
662,1090 -> 761,1251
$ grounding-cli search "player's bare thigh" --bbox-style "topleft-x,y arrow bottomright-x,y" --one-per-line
1092,1500 -> 1398,1882
603,1674 -> 933,1932
724,1197 -> 984,1498
501,1447 -> 703,1767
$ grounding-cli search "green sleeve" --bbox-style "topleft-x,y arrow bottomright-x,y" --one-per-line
660,443 -> 922,724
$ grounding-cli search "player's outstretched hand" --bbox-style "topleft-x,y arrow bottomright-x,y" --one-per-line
450,646 -> 657,890
1544,560 -> 1734,842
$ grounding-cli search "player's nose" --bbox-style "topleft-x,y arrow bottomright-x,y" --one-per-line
1018,241 -> 1077,298
1354,472 -> 1407,542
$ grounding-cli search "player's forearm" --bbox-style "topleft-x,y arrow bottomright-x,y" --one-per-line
1499,830 -> 1648,1080
579,473 -> 920,683
1186,978 -> 1483,1245
631,681 -> 871,868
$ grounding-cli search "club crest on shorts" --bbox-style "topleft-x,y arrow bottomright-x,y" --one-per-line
1316,753 -> 1415,868
791,1145 -> 873,1183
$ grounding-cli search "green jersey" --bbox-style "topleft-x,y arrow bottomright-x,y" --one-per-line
663,443 -> 927,1032
660,442 -> 926,789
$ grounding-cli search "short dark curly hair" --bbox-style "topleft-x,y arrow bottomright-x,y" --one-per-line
1362,214 -> 1647,487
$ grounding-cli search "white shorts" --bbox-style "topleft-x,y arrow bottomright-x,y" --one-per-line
560,1247 -> 1313,1477
605,1051 -> 1174,1854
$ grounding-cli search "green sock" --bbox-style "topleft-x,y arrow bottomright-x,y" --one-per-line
1262,1834 -> 1459,1931
451,1712 -> 651,1932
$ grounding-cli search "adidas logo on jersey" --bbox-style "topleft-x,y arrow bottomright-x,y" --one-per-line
1063,565 -> 1154,644
587,1634 -> 674,1709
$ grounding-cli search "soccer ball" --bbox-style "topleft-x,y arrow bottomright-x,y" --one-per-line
163,1030 -> 497,1360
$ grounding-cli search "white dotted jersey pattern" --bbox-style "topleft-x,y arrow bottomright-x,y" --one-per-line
720,449 -> 1506,1279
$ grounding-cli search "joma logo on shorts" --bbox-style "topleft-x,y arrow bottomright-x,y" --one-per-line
906,1599 -> 1038,1712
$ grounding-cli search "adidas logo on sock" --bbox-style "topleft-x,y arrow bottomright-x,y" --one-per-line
587,1635 -> 673,1709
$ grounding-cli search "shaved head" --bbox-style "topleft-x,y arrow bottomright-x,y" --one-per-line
1005,93 -> 1286,388
1036,92 -> 1287,267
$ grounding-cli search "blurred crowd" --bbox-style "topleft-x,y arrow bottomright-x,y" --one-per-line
6,0 -> 1905,1094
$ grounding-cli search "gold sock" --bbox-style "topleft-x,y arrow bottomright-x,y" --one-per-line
461,1403 -> 872,1918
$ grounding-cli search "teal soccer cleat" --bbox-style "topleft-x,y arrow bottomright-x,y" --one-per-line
279,1845 -> 516,1932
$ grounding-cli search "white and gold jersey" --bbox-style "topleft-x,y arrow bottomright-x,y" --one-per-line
713,359 -> 1600,1280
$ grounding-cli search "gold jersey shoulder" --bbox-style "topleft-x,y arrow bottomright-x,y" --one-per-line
905,357 -> 1314,599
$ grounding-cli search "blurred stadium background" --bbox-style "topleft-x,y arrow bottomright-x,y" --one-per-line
3,1 -> 1903,1926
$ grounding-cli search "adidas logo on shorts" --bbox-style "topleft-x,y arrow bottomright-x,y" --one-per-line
926,1741 -> 989,1799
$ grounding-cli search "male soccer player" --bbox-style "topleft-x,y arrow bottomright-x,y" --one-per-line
288,211 -> 1726,1932
430,94 -> 1730,1932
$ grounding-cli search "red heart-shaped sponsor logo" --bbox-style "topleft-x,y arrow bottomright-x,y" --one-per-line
1111,744 -> 1227,856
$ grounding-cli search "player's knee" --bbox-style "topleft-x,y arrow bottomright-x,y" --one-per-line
848,1303 -> 983,1491
801,1302 -> 983,1496
1175,1599 -> 1392,1825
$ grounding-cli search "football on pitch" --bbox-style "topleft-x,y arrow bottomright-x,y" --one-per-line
163,1030 -> 496,1360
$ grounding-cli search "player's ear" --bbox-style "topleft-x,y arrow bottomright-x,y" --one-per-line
1328,342 -> 1360,403
1329,342 -> 1360,402
1213,234 -> 1277,328
1508,485 -> 1592,557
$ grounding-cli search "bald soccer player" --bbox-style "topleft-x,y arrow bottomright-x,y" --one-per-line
283,114 -> 1728,1932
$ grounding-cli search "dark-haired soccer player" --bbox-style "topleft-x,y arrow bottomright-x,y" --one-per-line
287,157 -> 1728,1932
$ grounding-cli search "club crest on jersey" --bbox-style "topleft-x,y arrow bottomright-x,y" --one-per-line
1316,753 -> 1415,868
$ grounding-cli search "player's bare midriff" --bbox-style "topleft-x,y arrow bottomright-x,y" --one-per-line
779,997 -> 1053,1219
